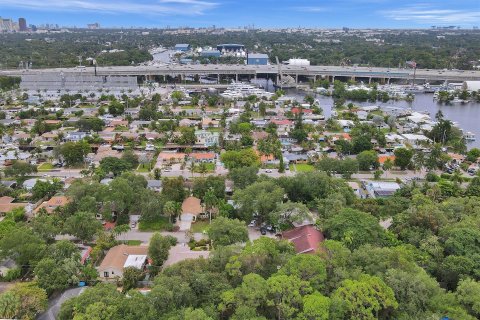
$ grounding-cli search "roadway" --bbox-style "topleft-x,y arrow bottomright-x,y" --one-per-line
3,64 -> 480,82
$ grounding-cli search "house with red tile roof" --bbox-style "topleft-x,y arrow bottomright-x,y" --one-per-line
190,152 -> 216,163
281,225 -> 325,254
291,107 -> 313,115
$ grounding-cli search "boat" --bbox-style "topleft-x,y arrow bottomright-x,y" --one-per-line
464,132 -> 476,141
451,97 -> 469,104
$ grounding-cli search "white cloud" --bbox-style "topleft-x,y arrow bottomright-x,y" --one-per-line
382,5 -> 480,24
293,6 -> 328,13
0,0 -> 218,15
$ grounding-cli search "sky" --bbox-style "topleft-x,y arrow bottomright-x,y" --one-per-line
1,0 -> 480,29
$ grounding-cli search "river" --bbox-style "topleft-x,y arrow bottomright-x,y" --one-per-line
257,79 -> 480,148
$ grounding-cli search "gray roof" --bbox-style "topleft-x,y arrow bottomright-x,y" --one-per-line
248,53 -> 269,59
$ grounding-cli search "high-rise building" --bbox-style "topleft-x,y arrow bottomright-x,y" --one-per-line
0,17 -> 17,32
18,18 -> 27,31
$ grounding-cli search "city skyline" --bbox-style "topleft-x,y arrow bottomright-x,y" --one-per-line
0,0 -> 479,29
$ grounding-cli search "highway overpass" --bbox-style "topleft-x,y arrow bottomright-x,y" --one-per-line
2,64 -> 480,84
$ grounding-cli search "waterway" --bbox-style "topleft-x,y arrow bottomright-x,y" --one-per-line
256,79 -> 480,148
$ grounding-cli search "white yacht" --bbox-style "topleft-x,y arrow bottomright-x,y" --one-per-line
464,132 -> 476,141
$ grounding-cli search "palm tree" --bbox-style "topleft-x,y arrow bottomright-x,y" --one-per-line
198,162 -> 208,177
164,201 -> 181,223
451,169 -> 463,185
203,187 -> 218,223
188,161 -> 195,178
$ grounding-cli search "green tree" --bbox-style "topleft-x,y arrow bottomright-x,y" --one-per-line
266,274 -> 312,320
100,157 -> 132,176
64,211 -> 102,242
324,208 -> 385,250
233,180 -> 285,222
161,177 -> 186,203
207,217 -> 248,246
357,150 -> 379,171
122,267 -> 143,293
148,233 -> 176,274
4,160 -> 37,177
298,292 -> 331,320
331,274 -> 398,320
228,166 -> 258,189
220,148 -> 260,170
0,226 -> 46,267
121,149 -> 139,168
394,148 -> 413,170
0,282 -> 48,320
279,254 -> 327,291
269,201 -> 311,230
35,256 -> 82,295
456,278 -> 480,318
57,141 -> 91,166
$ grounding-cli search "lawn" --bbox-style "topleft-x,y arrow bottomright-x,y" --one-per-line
206,127 -> 221,133
122,240 -> 142,246
138,216 -> 173,231
136,164 -> 152,173
37,163 -> 54,171
294,164 -> 315,172
190,220 -> 210,233
193,163 -> 215,173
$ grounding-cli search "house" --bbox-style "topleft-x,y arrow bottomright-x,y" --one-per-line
97,244 -> 149,280
0,196 -> 28,215
22,178 -> 46,191
157,152 -> 186,165
281,225 -> 325,254
190,152 -> 216,163
179,196 -> 203,231
181,196 -> 203,216
202,118 -> 220,128
401,133 -> 431,146
363,180 -> 400,198
347,181 -> 362,198
146,180 -> 162,192
34,196 -> 71,214
195,130 -> 219,147
65,131 -> 88,142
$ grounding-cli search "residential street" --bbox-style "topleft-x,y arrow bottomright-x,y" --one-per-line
37,287 -> 86,320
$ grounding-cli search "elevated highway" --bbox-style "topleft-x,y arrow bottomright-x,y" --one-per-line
2,64 -> 480,83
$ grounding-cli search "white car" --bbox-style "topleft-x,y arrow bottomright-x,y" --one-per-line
248,220 -> 256,227
265,169 -> 272,173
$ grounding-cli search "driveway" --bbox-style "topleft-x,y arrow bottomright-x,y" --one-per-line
37,287 -> 86,320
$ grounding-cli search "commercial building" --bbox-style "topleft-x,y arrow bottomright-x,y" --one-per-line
200,50 -> 221,58
463,81 -> 480,92
217,44 -> 245,52
247,53 -> 269,65
175,44 -> 191,52
0,17 -> 17,33
18,18 -> 27,32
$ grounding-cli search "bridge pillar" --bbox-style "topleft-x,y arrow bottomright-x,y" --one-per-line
331,76 -> 335,82
387,78 -> 391,84
217,74 -> 220,84
254,73 -> 257,80
295,74 -> 298,83
276,74 -> 280,84
368,77 -> 372,84
235,74 -> 238,82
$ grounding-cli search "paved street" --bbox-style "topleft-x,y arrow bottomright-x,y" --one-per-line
37,287 -> 86,320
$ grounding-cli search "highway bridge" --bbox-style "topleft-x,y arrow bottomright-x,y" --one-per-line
2,64 -> 480,84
